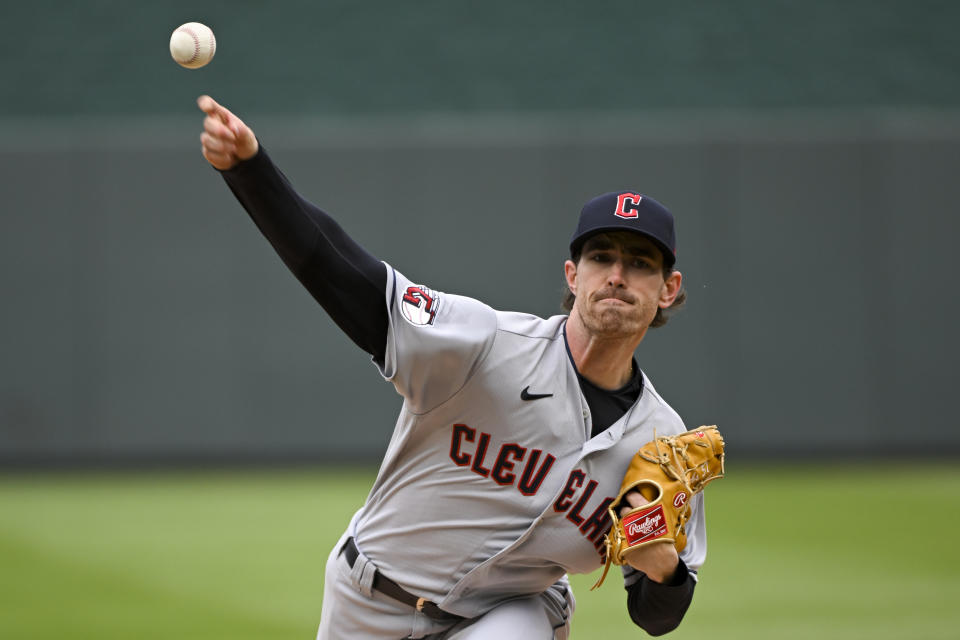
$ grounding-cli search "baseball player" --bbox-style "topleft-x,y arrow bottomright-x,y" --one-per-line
198,95 -> 705,639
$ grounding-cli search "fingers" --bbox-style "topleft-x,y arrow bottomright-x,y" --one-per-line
200,124 -> 239,171
201,113 -> 239,165
197,95 -> 259,169
199,98 -> 240,167
197,94 -> 232,126
201,131 -> 234,155
619,490 -> 649,517
198,95 -> 249,141
623,491 -> 649,509
203,113 -> 236,143
196,94 -> 217,114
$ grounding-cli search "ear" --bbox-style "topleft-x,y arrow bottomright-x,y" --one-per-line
564,259 -> 578,294
658,270 -> 683,308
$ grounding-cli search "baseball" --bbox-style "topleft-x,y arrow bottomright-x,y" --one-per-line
169,22 -> 216,69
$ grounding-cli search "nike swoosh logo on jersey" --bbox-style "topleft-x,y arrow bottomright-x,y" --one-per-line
520,386 -> 553,401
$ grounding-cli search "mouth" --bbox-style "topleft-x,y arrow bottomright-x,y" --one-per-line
593,289 -> 635,305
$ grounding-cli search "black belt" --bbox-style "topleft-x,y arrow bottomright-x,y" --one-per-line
341,537 -> 464,623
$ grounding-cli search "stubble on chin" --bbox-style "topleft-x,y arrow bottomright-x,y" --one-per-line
579,300 -> 648,338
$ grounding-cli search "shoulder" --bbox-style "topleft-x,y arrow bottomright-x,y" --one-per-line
385,264 -> 496,327
638,371 -> 687,435
495,311 -> 567,339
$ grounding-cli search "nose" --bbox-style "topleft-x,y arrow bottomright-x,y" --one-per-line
607,259 -> 626,288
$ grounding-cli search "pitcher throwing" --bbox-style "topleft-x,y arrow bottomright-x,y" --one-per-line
197,94 -> 713,639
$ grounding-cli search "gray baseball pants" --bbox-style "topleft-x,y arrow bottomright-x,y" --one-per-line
316,533 -> 574,639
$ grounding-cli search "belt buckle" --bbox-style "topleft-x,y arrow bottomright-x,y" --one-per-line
415,597 -> 427,613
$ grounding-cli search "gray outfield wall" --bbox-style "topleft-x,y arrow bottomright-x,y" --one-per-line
2,111 -> 958,464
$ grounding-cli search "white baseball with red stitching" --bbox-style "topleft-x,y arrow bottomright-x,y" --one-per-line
169,22 -> 216,69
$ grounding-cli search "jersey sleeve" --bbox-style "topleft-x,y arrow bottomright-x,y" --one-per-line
378,266 -> 498,413
677,492 -> 707,572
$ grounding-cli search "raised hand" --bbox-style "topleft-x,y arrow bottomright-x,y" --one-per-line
197,95 -> 259,170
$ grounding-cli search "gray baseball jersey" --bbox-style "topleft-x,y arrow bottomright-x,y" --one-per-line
343,265 -> 707,619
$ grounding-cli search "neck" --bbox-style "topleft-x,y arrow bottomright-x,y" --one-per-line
565,311 -> 644,390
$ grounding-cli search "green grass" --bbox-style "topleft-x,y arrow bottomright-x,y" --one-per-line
1,463 -> 959,639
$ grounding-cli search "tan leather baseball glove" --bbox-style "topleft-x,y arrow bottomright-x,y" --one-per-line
592,425 -> 726,589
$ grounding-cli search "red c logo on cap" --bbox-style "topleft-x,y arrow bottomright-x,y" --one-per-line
614,193 -> 643,219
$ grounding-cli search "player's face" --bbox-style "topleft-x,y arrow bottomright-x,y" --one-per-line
564,232 -> 682,339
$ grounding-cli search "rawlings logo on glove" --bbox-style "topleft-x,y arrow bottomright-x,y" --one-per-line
624,506 -> 667,543
592,425 -> 725,589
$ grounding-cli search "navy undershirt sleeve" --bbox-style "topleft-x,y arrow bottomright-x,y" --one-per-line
625,560 -> 696,634
219,146 -> 388,364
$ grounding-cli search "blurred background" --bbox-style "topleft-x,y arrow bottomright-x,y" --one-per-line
3,0 -> 959,465
1,1 -> 958,638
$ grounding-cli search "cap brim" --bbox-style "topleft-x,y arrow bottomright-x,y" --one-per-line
570,226 -> 676,267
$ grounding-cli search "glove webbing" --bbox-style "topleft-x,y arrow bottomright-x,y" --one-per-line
641,434 -> 722,495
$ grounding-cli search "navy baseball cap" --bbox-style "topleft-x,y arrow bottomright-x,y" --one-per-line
569,191 -> 677,267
